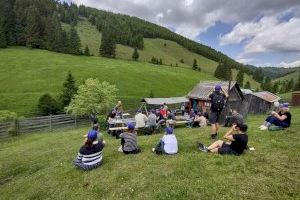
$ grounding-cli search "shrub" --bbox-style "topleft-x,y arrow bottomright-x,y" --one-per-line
38,94 -> 60,115
0,110 -> 18,122
66,78 -> 118,116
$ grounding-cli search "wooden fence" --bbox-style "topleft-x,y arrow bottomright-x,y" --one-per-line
0,114 -> 89,139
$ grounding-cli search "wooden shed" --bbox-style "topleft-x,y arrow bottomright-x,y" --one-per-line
243,91 -> 281,114
291,91 -> 300,106
187,81 -> 246,124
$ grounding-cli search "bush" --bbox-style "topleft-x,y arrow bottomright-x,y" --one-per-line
66,78 -> 117,116
0,110 -> 18,122
38,94 -> 60,115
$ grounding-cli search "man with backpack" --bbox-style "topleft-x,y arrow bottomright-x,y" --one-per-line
209,84 -> 228,139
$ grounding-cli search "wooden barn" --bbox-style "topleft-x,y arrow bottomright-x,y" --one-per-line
187,81 -> 246,124
242,90 -> 281,114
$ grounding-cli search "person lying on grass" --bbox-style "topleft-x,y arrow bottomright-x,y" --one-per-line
259,103 -> 292,130
152,127 -> 178,155
119,123 -> 141,154
198,123 -> 248,155
74,130 -> 105,170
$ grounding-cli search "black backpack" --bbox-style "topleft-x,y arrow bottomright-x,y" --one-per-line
211,92 -> 225,112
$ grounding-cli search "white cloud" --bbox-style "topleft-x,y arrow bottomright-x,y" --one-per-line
72,0 -> 300,40
220,15 -> 300,54
278,60 -> 300,68
236,58 -> 254,64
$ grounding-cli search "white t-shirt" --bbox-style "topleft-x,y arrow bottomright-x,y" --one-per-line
135,113 -> 148,128
162,134 -> 178,154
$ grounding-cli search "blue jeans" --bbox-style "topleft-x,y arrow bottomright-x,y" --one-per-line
266,116 -> 289,128
155,140 -> 165,154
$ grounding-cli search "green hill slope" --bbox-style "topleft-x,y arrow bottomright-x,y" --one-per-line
73,20 -> 218,74
0,47 -> 215,116
274,70 -> 300,82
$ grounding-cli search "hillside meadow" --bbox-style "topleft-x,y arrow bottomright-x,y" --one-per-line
0,108 -> 299,199
0,47 -> 215,116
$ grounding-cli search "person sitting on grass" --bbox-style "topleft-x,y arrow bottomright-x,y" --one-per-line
74,130 -> 105,170
119,123 -> 141,154
198,123 -> 248,155
259,103 -> 292,130
148,109 -> 157,134
224,109 -> 244,127
152,127 -> 178,155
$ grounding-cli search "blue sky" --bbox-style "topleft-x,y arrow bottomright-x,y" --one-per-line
66,0 -> 300,68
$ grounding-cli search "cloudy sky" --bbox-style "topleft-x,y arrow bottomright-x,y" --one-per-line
68,0 -> 300,67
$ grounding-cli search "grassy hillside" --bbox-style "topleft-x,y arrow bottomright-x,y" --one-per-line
274,70 -> 300,82
73,20 -> 218,74
0,109 -> 299,199
232,69 -> 260,89
0,47 -> 215,116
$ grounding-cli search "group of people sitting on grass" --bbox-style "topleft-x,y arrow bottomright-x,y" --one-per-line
73,84 -> 292,170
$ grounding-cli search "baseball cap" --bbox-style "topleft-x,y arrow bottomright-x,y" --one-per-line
87,130 -> 98,141
215,84 -> 221,91
166,127 -> 173,134
127,122 -> 135,130
283,103 -> 289,108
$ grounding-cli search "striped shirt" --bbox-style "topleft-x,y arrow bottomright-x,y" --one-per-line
74,142 -> 104,170
120,132 -> 138,152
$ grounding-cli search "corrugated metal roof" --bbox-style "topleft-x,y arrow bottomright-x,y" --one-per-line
241,89 -> 253,94
142,97 -> 189,105
187,81 -> 237,100
252,91 -> 281,103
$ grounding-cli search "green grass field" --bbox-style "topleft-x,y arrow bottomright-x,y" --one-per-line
0,108 -> 299,199
0,47 -> 215,116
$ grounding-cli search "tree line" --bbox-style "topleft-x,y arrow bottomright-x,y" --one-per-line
0,0 -> 82,55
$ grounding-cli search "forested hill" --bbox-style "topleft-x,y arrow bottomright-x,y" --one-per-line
0,0 -> 292,83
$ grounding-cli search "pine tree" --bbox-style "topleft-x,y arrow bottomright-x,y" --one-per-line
244,81 -> 251,89
149,90 -> 154,98
25,5 -> 43,48
287,78 -> 294,92
68,26 -> 81,55
180,59 -> 184,63
0,0 -> 7,48
261,77 -> 272,91
214,63 -> 231,80
99,25 -> 116,58
132,47 -> 139,61
192,59 -> 198,70
60,72 -> 78,108
84,45 -> 90,56
236,70 -> 244,87
272,81 -> 279,93
159,58 -> 162,65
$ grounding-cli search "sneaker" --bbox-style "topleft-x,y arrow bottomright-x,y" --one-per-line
260,126 -> 268,130
198,143 -> 208,153
258,125 -> 264,129
152,148 -> 155,153
118,146 -> 123,152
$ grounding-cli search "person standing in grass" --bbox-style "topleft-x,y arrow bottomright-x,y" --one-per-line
119,123 -> 141,154
152,127 -> 178,155
259,103 -> 292,130
74,130 -> 105,170
198,123 -> 248,155
209,84 -> 228,139
148,109 -> 157,134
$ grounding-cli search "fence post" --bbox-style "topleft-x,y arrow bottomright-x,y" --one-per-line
49,114 -> 52,132
14,119 -> 20,135
75,115 -> 77,128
